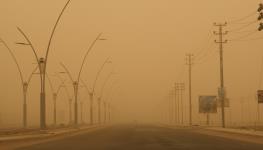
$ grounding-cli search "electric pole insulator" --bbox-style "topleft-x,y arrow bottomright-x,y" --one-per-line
258,3 -> 263,12
258,23 -> 263,31
258,12 -> 263,20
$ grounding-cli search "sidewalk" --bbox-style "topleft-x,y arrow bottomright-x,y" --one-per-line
205,127 -> 263,137
0,125 -> 102,142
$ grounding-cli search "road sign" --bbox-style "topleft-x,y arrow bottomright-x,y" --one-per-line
199,96 -> 217,113
257,90 -> 263,103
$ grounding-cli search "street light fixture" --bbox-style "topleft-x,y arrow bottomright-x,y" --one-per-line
97,71 -> 116,124
60,33 -> 106,127
58,37 -> 107,127
0,38 -> 39,128
55,74 -> 74,125
46,75 -> 67,126
15,0 -> 71,130
103,80 -> 119,124
106,86 -> 121,123
88,58 -> 112,125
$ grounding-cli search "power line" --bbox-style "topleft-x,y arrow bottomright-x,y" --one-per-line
228,29 -> 257,34
227,11 -> 257,24
228,20 -> 258,33
194,41 -> 216,61
194,47 -> 218,65
193,26 -> 214,58
178,63 -> 186,81
194,35 -> 214,59
228,20 -> 258,25
228,35 -> 263,42
228,30 -> 258,41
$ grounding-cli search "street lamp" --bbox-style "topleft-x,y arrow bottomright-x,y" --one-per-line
80,101 -> 84,124
88,58 -> 112,125
103,80 -> 119,124
47,75 -> 67,126
106,88 -> 120,123
56,74 -> 73,125
15,0 -> 71,129
97,71 -> 116,124
59,33 -> 106,127
0,38 -> 39,128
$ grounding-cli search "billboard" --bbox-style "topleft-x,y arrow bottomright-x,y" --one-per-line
199,96 -> 217,113
257,90 -> 263,103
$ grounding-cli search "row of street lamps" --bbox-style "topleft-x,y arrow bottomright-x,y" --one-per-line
1,0 -> 117,129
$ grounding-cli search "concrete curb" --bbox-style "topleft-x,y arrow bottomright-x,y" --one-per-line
158,124 -> 263,137
0,125 -> 104,142
204,127 -> 263,137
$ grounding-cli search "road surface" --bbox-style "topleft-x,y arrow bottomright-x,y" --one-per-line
4,124 -> 263,150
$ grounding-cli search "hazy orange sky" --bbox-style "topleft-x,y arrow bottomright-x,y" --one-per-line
1,0 -> 263,126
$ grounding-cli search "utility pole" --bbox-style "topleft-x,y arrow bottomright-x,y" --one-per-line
168,91 -> 174,124
69,98 -> 73,124
175,83 -> 185,125
258,3 -> 263,127
23,83 -> 28,128
214,22 -> 227,128
89,93 -> 94,125
108,103 -> 111,123
206,113 -> 210,126
73,81 -> 79,126
53,93 -> 57,126
98,98 -> 101,124
80,101 -> 83,124
174,84 -> 178,124
176,84 -> 180,124
168,97 -> 172,124
178,83 -> 185,125
186,54 -> 194,126
104,101 -> 107,124
240,98 -> 244,125
169,96 -> 173,124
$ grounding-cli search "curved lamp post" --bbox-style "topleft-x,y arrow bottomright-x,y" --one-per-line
88,58 -> 112,125
80,79 -> 93,124
56,74 -> 73,125
104,84 -> 120,123
46,75 -> 67,126
97,71 -> 116,124
0,38 -> 39,128
59,39 -> 108,126
76,87 -> 90,124
15,0 -> 71,129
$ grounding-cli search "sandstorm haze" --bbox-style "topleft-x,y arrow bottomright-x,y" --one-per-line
0,0 -> 263,127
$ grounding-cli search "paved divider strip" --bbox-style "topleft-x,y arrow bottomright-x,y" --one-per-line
204,127 -> 263,137
0,125 -> 106,142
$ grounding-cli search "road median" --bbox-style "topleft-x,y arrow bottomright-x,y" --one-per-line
0,125 -> 105,143
204,127 -> 263,137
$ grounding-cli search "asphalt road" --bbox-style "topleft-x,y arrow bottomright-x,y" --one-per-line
15,124 -> 263,150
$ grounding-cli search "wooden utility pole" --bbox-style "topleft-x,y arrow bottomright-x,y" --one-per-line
179,83 -> 185,125
174,84 -> 178,124
168,91 -> 174,124
214,22 -> 227,128
206,113 -> 210,126
176,83 -> 185,125
186,54 -> 194,126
